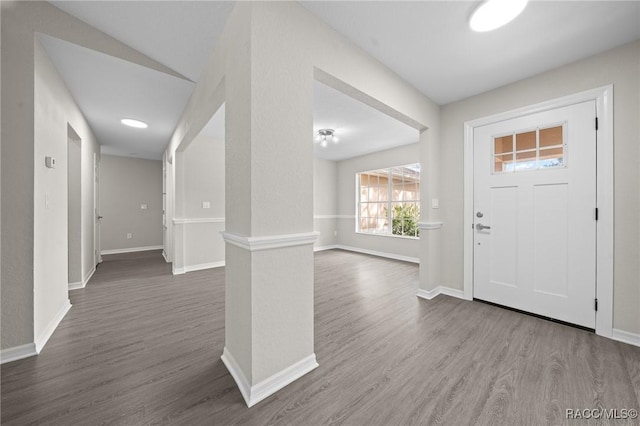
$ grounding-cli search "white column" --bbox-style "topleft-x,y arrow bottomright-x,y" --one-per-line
220,2 -> 318,407
418,127 -> 444,298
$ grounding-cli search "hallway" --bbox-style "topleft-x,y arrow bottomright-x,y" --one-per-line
1,250 -> 638,425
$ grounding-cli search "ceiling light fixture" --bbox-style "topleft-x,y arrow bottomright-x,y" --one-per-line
470,0 -> 529,32
314,129 -> 339,148
121,118 -> 148,129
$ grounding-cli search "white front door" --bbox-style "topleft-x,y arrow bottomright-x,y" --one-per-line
473,100 -> 597,328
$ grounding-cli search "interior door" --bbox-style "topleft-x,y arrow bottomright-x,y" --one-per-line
473,100 -> 597,328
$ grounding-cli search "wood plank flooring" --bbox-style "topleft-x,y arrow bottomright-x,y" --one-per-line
1,249 -> 639,425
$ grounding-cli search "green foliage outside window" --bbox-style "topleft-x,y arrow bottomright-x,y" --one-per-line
390,204 -> 420,237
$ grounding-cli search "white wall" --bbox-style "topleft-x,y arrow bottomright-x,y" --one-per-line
336,143 -> 421,261
313,158 -> 338,249
2,1 -> 37,350
33,39 -> 100,349
175,134 -> 225,272
439,40 -> 640,335
99,155 -> 162,252
2,0 -> 181,355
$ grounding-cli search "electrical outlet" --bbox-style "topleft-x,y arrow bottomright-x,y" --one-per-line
126,233 -> 132,239
202,201 -> 210,209
431,198 -> 439,209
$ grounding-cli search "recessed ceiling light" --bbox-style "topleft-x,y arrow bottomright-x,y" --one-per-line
121,118 -> 148,129
470,0 -> 529,32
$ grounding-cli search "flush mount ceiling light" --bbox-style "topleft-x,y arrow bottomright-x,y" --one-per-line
121,118 -> 148,129
314,129 -> 339,148
470,0 -> 529,32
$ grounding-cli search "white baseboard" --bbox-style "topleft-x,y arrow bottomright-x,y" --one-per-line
314,245 -> 338,252
173,261 -> 225,275
162,250 -> 169,263
0,343 -> 38,364
221,347 -> 318,408
68,281 -> 83,291
101,245 -> 163,255
417,286 -> 466,301
35,299 -> 71,353
612,328 -> 640,347
84,265 -> 96,286
335,244 -> 419,264
69,264 -> 96,291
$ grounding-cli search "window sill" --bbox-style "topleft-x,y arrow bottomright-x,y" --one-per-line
355,231 -> 419,241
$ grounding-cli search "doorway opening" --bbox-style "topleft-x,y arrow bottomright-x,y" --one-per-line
67,125 -> 82,291
171,104 -> 226,274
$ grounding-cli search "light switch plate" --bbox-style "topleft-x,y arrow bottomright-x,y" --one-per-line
431,198 -> 439,209
141,204 -> 148,210
202,201 -> 211,209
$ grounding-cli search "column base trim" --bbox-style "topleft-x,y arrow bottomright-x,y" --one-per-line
221,347 -> 319,408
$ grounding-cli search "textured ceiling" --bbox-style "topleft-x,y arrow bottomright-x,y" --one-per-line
50,1 -> 234,82
45,1 -> 640,161
39,34 -> 195,160
301,1 -> 640,104
313,82 -> 418,161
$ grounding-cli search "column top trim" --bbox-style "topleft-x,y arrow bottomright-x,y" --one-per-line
221,231 -> 319,252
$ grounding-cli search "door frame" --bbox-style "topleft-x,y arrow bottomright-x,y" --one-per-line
94,152 -> 102,265
463,85 -> 613,338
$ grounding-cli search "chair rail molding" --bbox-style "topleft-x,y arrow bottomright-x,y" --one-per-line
418,222 -> 444,230
173,217 -> 225,224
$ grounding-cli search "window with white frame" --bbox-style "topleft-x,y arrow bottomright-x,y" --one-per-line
357,164 -> 420,238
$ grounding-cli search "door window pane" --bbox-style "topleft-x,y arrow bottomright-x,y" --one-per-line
494,123 -> 565,173
539,147 -> 564,168
494,135 -> 513,155
540,125 -> 563,148
515,150 -> 537,171
494,153 -> 514,173
516,130 -> 536,151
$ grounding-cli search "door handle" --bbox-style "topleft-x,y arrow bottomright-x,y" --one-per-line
476,223 -> 491,231
97,215 -> 103,220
